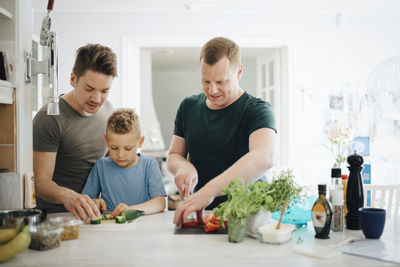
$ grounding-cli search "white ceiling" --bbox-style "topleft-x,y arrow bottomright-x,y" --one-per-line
33,0 -> 400,15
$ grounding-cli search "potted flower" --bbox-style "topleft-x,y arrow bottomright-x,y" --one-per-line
328,119 -> 352,169
213,178 -> 252,243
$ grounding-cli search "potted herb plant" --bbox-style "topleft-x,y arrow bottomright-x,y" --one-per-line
245,181 -> 274,237
245,169 -> 302,237
214,170 -> 302,243
214,178 -> 252,243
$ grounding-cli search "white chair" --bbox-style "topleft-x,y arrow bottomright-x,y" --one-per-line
363,184 -> 400,218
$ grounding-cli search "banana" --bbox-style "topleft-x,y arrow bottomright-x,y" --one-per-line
0,223 -> 24,244
0,228 -> 18,243
0,226 -> 31,262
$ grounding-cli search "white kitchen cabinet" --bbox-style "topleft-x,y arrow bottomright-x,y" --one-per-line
0,0 -> 33,208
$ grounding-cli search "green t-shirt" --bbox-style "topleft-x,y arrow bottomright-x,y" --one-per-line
174,92 -> 276,209
33,98 -> 113,213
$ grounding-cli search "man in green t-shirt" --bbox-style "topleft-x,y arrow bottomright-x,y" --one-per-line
168,37 -> 277,225
33,44 -> 117,221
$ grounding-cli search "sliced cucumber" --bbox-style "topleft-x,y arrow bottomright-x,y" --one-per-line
90,216 -> 102,224
115,216 -> 126,224
103,214 -> 112,220
121,210 -> 144,221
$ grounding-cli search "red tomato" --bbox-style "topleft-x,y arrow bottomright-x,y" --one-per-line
204,222 -> 221,232
183,220 -> 199,228
203,212 -> 225,232
204,213 -> 215,223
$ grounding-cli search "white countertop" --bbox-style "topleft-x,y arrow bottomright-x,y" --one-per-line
3,211 -> 398,266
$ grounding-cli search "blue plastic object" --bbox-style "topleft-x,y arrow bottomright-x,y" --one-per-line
272,196 -> 317,228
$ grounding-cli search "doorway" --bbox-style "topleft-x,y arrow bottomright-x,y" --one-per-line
122,36 -> 290,168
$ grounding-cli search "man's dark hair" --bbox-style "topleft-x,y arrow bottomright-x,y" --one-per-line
72,43 -> 117,79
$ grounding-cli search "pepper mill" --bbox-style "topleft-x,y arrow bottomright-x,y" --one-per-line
346,151 -> 364,230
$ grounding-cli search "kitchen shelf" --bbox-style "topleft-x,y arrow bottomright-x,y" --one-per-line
0,7 -> 13,20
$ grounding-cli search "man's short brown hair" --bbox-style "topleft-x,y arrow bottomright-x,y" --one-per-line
200,37 -> 241,68
107,108 -> 141,139
72,43 -> 118,79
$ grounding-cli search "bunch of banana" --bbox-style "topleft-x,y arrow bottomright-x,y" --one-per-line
0,225 -> 31,262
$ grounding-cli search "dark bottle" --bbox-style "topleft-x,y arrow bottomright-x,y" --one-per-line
346,151 -> 364,230
312,184 -> 333,239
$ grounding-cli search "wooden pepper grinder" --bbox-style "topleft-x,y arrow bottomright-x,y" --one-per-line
346,151 -> 364,230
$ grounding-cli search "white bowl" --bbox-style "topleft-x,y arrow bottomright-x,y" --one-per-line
257,223 -> 295,245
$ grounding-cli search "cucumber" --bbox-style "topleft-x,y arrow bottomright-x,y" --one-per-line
103,214 -> 112,220
115,216 -> 126,224
121,210 -> 144,221
90,216 -> 102,224
0,226 -> 30,262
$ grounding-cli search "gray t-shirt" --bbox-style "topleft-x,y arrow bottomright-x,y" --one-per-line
33,97 -> 113,213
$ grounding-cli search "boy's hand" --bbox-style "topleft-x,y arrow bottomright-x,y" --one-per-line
111,203 -> 128,218
93,198 -> 107,212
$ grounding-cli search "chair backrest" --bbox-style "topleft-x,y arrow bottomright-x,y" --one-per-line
363,184 -> 400,218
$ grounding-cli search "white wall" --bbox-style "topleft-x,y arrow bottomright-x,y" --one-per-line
33,12 -> 400,105
152,57 -> 257,148
33,10 -> 400,185
139,50 -> 165,151
241,57 -> 257,96
152,71 -> 200,149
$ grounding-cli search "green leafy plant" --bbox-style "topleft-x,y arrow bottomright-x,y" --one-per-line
214,169 -> 302,224
214,178 -> 252,222
266,169 -> 302,212
246,181 -> 274,214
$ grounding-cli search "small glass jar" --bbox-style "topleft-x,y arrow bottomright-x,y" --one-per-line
29,224 -> 63,250
49,216 -> 82,241
228,217 -> 247,243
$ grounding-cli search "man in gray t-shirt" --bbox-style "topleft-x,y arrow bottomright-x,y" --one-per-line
33,44 -> 117,221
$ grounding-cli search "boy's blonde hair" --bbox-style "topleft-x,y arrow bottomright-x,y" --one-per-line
107,108 -> 141,138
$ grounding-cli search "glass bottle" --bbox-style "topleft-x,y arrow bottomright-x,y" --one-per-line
342,174 -> 348,223
312,184 -> 333,239
330,168 -> 344,231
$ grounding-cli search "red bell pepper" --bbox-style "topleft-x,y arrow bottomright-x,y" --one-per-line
203,212 -> 226,232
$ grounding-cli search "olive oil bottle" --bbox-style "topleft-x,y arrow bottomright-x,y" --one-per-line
312,184 -> 333,239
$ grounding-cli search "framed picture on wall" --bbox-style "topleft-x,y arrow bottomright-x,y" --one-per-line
352,136 -> 370,157
329,94 -> 344,110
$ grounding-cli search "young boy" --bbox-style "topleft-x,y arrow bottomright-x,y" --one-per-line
82,108 -> 166,217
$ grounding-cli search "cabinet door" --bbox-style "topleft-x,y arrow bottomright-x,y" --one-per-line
0,97 -> 15,172
0,0 -> 33,209
15,0 -> 33,173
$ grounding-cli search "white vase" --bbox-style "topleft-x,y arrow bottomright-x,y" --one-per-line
245,207 -> 272,238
